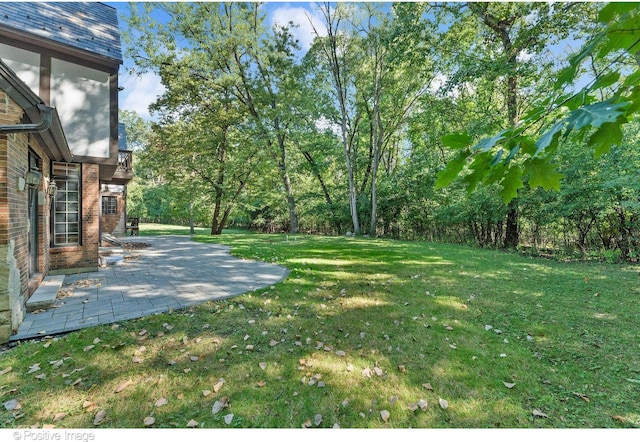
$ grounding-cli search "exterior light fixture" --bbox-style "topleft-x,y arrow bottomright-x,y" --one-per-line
47,180 -> 58,197
25,170 -> 42,187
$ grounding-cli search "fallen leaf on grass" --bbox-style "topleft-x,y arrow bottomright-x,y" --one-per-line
28,363 -> 41,374
362,368 -> 372,378
53,412 -> 67,422
115,380 -> 134,393
315,414 -> 323,426
373,367 -> 384,377
398,365 -> 406,373
439,398 -> 449,409
256,381 -> 266,388
0,367 -> 12,376
380,410 -> 390,423
213,378 -> 225,393
3,399 -> 21,411
224,414 -> 234,425
302,418 -> 312,428
82,401 -> 97,412
212,397 -> 229,415
154,397 -> 168,407
573,392 -> 590,402
83,345 -> 95,352
144,416 -> 155,426
259,362 -> 267,371
335,350 -> 346,357
93,409 -> 106,426
417,399 -> 428,411
532,409 -> 548,418
269,339 -> 279,347
422,383 -> 434,391
187,419 -> 199,428
503,382 -> 516,389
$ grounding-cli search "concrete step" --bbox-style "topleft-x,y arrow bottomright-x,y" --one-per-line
26,275 -> 66,312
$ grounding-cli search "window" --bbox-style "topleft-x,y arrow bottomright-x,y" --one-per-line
102,196 -> 117,215
52,162 -> 81,246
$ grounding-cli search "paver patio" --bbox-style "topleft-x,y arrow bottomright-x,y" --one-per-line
11,235 -> 289,341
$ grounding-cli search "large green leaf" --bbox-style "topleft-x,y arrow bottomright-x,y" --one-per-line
588,121 -> 625,158
435,150 -> 470,189
441,131 -> 473,149
534,121 -> 565,156
499,165 -> 524,204
564,99 -> 630,135
525,158 -> 563,191
472,129 -> 511,152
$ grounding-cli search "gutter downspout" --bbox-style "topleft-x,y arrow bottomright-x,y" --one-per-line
0,103 -> 53,133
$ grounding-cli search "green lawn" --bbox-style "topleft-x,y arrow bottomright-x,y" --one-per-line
1,227 -> 639,428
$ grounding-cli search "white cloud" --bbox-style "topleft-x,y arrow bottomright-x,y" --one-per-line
119,71 -> 165,120
270,4 -> 326,53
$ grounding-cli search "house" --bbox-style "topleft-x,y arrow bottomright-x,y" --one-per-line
0,2 -> 130,343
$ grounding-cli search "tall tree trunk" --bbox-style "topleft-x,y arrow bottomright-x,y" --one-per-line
469,3 -> 520,248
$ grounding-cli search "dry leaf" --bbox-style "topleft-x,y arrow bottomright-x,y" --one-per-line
362,368 -> 372,378
269,339 -> 279,347
93,409 -> 106,426
373,367 -> 384,376
132,356 -> 144,364
28,363 -> 41,373
259,362 -> 267,370
186,419 -> 199,428
438,398 -> 449,409
422,382 -> 434,391
115,379 -> 134,393
53,412 -> 67,422
574,392 -> 590,402
0,367 -> 12,376
398,365 -> 406,373
314,413 -> 323,426
256,381 -> 266,387
302,418 -> 312,428
380,410 -> 390,423
82,401 -> 97,411
190,356 -> 200,362
245,345 -> 254,351
408,403 -> 419,412
503,382 -> 516,389
212,397 -> 229,415
417,399 -> 428,411
83,345 -> 95,352
335,350 -> 346,357
532,409 -> 548,418
144,416 -> 155,426
35,373 -> 47,380
3,399 -> 21,411
213,378 -> 225,393
224,413 -> 234,425
154,397 -> 168,407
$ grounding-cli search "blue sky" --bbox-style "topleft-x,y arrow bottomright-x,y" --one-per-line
109,2 -> 324,120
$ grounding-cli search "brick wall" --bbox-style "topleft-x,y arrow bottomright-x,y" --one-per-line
0,91 -> 55,340
100,191 -> 126,236
49,163 -> 100,273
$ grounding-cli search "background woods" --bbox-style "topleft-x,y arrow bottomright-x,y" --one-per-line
123,2 -> 639,261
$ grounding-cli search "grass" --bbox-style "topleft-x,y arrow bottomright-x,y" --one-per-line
1,223 -> 639,429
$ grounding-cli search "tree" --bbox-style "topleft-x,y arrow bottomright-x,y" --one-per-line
124,2 -> 304,233
436,3 -> 639,208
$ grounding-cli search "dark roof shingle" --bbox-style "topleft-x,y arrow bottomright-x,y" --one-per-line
0,2 -> 122,63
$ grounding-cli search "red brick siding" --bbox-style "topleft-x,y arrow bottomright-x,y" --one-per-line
49,163 -> 100,271
100,192 -> 126,235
